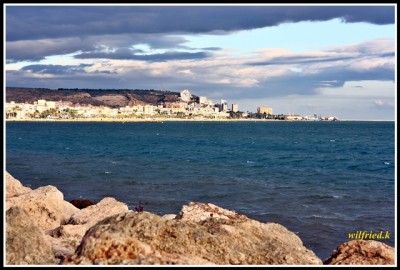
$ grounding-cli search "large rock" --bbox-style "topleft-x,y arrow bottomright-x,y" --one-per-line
63,202 -> 322,265
67,197 -> 129,226
6,185 -> 79,232
325,240 -> 395,265
6,206 -> 56,265
5,171 -> 32,198
176,202 -> 247,222
50,197 -> 129,253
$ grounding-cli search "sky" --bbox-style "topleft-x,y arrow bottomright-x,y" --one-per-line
4,4 -> 396,120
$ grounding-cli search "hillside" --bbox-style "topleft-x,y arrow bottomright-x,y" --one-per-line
5,87 -> 192,108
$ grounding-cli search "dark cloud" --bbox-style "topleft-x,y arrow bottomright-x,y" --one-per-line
145,36 -> 189,49
21,64 -> 92,75
202,47 -> 221,51
6,5 -> 393,63
6,33 -> 217,63
75,50 -> 210,62
6,38 -> 96,63
6,5 -> 394,42
247,55 -> 356,66
6,67 -> 159,90
247,46 -> 394,67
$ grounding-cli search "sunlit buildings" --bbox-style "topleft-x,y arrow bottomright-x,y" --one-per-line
257,106 -> 273,115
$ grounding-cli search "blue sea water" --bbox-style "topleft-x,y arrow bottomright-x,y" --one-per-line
5,121 -> 395,260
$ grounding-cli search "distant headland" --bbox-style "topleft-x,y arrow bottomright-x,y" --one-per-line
6,87 -> 339,121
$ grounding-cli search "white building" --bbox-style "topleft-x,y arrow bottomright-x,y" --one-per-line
180,89 -> 192,102
144,105 -> 155,115
37,99 -> 46,106
199,96 -> 207,104
46,101 -> 56,108
285,114 -> 303,121
257,106 -> 273,115
220,99 -> 228,111
232,103 -> 238,112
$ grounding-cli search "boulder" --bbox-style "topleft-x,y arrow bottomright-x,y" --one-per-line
49,197 -> 130,253
67,197 -> 129,226
6,206 -> 56,265
161,214 -> 177,220
5,171 -> 32,198
324,240 -> 395,265
6,185 -> 79,232
176,202 -> 247,222
63,203 -> 322,265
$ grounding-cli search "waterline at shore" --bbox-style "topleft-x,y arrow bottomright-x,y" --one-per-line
6,117 -> 282,123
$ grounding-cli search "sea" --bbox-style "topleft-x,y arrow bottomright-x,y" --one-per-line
5,121 -> 395,260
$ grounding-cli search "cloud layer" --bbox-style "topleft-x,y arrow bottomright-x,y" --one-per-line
6,5 -> 395,63
6,6 -> 394,41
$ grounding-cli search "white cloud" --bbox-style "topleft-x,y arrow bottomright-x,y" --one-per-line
373,100 -> 394,109
348,58 -> 394,71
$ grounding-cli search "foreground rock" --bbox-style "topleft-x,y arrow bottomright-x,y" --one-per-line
5,171 -> 395,265
5,171 -> 130,264
325,240 -> 395,265
6,207 -> 56,265
6,171 -> 32,198
6,184 -> 79,232
50,197 -> 129,254
63,202 -> 322,265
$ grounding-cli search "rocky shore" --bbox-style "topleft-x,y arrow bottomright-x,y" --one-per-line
5,171 -> 395,265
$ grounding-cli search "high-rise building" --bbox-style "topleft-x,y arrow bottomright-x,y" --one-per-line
232,103 -> 238,112
220,99 -> 228,111
257,106 -> 273,115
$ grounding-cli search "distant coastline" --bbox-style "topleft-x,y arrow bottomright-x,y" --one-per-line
5,118 -> 282,123
5,118 -> 394,123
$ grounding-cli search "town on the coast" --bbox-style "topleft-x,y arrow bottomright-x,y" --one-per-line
5,89 -> 338,121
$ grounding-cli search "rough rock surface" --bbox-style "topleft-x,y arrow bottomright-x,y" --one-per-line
6,206 -> 57,265
5,171 -> 130,265
50,197 -> 129,253
63,203 -> 323,265
68,197 -> 129,226
176,202 -> 248,222
324,240 -> 395,265
5,171 -> 395,266
6,171 -> 32,198
161,214 -> 177,220
6,185 -> 79,232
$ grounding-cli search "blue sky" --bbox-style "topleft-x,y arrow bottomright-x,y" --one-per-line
4,4 -> 396,120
